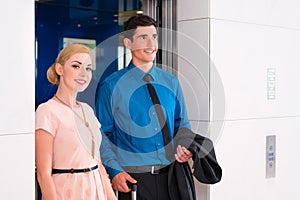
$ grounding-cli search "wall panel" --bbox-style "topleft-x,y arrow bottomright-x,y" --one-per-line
178,0 -> 210,21
211,117 -> 300,200
0,0 -> 35,199
210,19 -> 300,120
178,19 -> 210,123
210,0 -> 300,29
0,0 -> 34,135
0,134 -> 35,199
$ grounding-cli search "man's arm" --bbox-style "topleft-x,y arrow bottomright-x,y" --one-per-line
174,78 -> 191,130
96,81 -> 136,192
173,79 -> 193,162
96,81 -> 122,177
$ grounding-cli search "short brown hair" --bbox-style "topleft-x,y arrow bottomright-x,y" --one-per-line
123,14 -> 157,41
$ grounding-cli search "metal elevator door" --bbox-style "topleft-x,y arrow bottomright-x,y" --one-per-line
142,1 -> 210,200
142,0 -> 178,76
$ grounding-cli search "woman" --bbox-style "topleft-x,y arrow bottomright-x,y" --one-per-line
35,44 -> 116,200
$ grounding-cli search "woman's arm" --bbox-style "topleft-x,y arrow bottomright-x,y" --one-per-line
98,163 -> 117,200
35,129 -> 57,200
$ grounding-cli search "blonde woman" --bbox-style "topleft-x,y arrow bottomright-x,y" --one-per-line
35,44 -> 116,200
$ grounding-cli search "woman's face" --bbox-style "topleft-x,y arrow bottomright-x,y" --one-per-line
58,53 -> 93,93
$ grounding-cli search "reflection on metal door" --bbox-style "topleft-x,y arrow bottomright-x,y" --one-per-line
143,0 -> 178,76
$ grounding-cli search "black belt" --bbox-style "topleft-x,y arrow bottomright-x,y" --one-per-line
52,165 -> 98,174
123,165 -> 169,174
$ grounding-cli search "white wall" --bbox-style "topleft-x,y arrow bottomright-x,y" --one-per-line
178,0 -> 300,200
0,0 -> 35,199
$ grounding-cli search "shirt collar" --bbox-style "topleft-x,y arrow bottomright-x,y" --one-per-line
126,61 -> 158,82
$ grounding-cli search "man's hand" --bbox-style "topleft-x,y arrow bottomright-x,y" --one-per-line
175,145 -> 193,163
111,172 -> 137,193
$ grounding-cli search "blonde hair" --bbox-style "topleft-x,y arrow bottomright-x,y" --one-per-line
47,44 -> 92,84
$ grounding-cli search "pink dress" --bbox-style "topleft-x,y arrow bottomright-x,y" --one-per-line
35,99 -> 116,200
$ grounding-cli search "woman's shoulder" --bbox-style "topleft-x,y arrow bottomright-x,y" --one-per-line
36,99 -> 67,118
36,99 -> 56,112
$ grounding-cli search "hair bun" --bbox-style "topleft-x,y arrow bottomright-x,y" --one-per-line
47,64 -> 59,84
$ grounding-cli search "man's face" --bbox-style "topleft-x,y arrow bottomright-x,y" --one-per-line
126,25 -> 158,66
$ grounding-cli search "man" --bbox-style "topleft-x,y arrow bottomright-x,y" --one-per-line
96,14 -> 193,200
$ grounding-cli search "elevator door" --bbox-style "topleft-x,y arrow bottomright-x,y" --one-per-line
142,1 -> 210,199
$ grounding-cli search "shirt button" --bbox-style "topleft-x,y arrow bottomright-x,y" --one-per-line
152,112 -> 156,115
154,128 -> 158,131
157,143 -> 161,146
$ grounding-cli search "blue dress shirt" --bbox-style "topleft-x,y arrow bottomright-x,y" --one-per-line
96,61 -> 191,178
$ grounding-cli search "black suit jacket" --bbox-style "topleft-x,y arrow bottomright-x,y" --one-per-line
168,128 -> 222,200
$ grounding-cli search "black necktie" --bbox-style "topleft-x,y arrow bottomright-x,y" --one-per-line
143,74 -> 172,159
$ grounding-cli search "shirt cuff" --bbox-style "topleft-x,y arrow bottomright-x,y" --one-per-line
106,166 -> 123,179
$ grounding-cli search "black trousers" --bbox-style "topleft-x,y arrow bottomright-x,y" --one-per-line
118,171 -> 171,200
